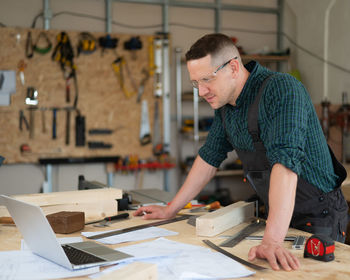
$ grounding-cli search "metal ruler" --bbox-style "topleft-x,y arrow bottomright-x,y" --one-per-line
203,240 -> 266,271
219,219 -> 265,248
87,214 -> 192,240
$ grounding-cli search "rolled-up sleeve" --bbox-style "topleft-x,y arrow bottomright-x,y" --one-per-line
199,109 -> 233,168
263,76 -> 309,175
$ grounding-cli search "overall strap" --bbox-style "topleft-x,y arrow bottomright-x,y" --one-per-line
220,74 -> 277,147
247,74 -> 277,150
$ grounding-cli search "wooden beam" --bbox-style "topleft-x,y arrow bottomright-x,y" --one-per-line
0,189 -> 123,223
196,201 -> 255,237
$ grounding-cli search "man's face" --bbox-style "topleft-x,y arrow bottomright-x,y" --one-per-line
187,55 -> 236,109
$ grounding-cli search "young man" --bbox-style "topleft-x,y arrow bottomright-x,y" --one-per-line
134,33 -> 348,271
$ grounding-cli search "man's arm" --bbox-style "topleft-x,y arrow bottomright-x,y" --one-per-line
133,155 -> 217,219
248,163 -> 300,271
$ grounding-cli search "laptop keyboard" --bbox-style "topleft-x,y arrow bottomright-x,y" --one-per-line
62,244 -> 105,265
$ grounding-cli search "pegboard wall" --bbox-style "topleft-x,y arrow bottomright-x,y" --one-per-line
0,27 -> 162,164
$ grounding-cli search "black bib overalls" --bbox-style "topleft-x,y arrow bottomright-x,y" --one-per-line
222,75 -> 349,242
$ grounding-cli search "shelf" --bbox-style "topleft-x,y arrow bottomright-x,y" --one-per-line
181,130 -> 208,141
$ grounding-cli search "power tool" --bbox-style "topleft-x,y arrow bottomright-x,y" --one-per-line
304,234 -> 335,262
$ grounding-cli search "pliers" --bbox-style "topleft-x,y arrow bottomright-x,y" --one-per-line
19,110 -> 29,131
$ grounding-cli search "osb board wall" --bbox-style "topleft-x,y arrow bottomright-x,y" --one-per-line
0,27 -> 162,164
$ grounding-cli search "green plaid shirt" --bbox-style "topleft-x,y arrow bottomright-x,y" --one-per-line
199,61 -> 338,193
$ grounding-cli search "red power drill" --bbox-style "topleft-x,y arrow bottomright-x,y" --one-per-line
304,234 -> 335,262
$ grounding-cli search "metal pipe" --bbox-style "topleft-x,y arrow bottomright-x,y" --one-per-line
323,0 -> 337,100
43,0 -> 52,30
214,0 -> 221,33
162,0 -> 169,33
105,0 -> 112,33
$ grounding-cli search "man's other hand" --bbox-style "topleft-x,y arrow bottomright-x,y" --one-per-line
248,241 -> 300,271
133,205 -> 175,220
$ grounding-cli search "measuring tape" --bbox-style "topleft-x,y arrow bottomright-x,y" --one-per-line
304,234 -> 335,262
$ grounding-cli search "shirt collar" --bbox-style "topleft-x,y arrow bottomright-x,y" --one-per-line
234,60 -> 260,108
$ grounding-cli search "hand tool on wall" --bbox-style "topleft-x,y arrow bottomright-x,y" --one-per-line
203,240 -> 266,271
219,219 -> 266,247
88,128 -> 114,135
112,57 -> 136,98
65,108 -> 71,145
52,32 -> 79,107
33,31 -> 52,55
25,87 -> 38,106
75,114 -> 85,146
139,100 -> 151,145
190,201 -> 221,213
88,141 -> 112,149
25,87 -> 38,139
137,68 -> 150,103
304,234 -> 335,262
25,31 -> 34,58
28,107 -> 36,139
19,110 -> 29,131
124,36 -> 142,60
17,60 -> 26,85
98,34 -> 118,56
77,32 -> 97,56
41,109 -> 46,133
52,108 -> 57,139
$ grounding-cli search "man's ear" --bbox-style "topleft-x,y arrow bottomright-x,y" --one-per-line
229,59 -> 239,78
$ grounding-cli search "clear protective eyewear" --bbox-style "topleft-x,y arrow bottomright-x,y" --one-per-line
190,56 -> 237,89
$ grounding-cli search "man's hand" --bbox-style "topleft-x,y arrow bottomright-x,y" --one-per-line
133,205 -> 175,220
248,241 -> 300,271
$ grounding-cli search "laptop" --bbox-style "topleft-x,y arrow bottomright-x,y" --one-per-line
0,194 -> 132,270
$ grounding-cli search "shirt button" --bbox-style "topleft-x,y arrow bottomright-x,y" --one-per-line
319,196 -> 324,202
322,209 -> 329,216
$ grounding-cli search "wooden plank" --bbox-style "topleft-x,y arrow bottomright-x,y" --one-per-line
11,188 -> 122,206
0,189 -> 122,222
196,201 -> 255,237
96,262 -> 157,280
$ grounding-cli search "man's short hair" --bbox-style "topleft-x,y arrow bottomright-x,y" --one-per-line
185,33 -> 235,62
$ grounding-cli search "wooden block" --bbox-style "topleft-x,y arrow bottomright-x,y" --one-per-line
96,262 -> 157,280
196,201 -> 255,237
46,211 -> 85,234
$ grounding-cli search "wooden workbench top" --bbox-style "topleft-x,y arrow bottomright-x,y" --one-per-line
1,210 -> 350,280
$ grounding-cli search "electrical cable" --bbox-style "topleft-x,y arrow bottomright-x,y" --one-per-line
28,10 -> 350,75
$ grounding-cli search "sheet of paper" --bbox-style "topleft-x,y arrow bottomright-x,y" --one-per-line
0,250 -> 99,280
90,238 -> 255,280
82,226 -> 178,245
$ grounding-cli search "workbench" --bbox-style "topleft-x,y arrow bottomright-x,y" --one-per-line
1,207 -> 350,280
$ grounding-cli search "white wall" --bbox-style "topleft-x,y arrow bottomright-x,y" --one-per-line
285,0 -> 350,104
1,0 -> 348,198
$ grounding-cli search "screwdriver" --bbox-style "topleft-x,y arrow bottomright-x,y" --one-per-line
190,201 -> 221,212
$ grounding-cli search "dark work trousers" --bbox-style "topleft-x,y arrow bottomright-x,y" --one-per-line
222,75 -> 349,242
